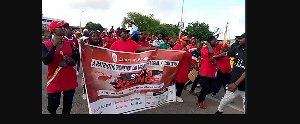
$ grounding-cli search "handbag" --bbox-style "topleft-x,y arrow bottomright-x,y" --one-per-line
184,49 -> 197,81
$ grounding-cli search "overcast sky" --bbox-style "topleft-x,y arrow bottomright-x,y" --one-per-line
42,0 -> 245,39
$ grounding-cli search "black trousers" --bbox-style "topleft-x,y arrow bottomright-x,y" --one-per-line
185,75 -> 201,93
213,70 -> 231,94
176,81 -> 185,97
197,76 -> 217,102
47,88 -> 75,114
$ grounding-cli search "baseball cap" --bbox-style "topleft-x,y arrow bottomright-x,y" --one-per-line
75,31 -> 81,34
118,28 -> 130,36
49,20 -> 69,33
131,30 -> 141,36
239,33 -> 246,39
83,29 -> 89,33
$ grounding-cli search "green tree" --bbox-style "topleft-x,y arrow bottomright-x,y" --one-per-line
122,12 -> 160,32
145,24 -> 180,42
182,21 -> 214,41
84,22 -> 104,32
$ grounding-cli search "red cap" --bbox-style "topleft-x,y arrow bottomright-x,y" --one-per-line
190,37 -> 195,40
49,20 -> 69,33
168,37 -> 173,41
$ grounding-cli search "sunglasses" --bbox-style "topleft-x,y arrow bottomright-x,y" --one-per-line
56,26 -> 67,31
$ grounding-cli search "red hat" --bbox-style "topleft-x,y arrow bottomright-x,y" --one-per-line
49,20 -> 69,33
168,37 -> 173,41
190,37 -> 195,40
83,29 -> 89,33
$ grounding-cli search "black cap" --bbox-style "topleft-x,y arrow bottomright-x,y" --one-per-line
239,33 -> 246,39
118,28 -> 130,36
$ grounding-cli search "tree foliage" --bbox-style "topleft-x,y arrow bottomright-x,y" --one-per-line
121,12 -> 180,42
182,21 -> 214,41
84,21 -> 104,32
122,12 -> 160,32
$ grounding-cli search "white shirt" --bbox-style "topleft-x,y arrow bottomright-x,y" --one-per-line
152,39 -> 164,47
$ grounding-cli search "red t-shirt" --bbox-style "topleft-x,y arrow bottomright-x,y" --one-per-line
215,51 -> 231,73
110,39 -> 141,52
103,36 -> 116,49
172,44 -> 192,83
63,36 -> 79,49
43,40 -> 78,93
139,41 -> 149,47
199,47 -> 217,78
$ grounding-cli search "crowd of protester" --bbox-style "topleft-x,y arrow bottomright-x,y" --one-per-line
42,20 -> 246,114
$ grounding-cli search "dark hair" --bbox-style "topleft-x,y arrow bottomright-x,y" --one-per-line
88,31 -> 103,46
131,34 -> 139,44
206,36 -> 216,42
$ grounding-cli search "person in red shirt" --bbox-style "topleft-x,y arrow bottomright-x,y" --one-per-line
172,36 -> 192,103
110,26 -> 114,33
139,32 -> 149,47
188,37 -> 197,50
103,32 -> 116,49
64,28 -> 80,75
110,28 -> 156,52
197,36 -> 218,109
42,20 -> 79,114
211,43 -> 231,98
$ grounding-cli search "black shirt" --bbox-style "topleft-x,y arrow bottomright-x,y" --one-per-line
226,45 -> 246,91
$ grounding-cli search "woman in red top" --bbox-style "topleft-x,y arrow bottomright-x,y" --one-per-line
42,21 -> 79,114
103,32 -> 116,49
110,28 -> 156,52
211,43 -> 231,97
64,28 -> 80,75
139,32 -> 149,47
172,36 -> 192,103
197,36 -> 218,109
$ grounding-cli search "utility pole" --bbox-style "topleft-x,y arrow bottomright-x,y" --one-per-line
223,22 -> 229,45
80,11 -> 84,32
179,0 -> 184,37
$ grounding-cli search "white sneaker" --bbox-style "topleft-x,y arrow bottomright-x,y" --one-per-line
82,93 -> 87,100
76,71 -> 79,75
176,96 -> 184,103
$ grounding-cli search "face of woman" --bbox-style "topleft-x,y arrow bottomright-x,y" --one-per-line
91,33 -> 99,42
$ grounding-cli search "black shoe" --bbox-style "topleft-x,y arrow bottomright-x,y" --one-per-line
215,111 -> 223,114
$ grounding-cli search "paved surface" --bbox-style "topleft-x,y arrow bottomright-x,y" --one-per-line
42,62 -> 244,114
